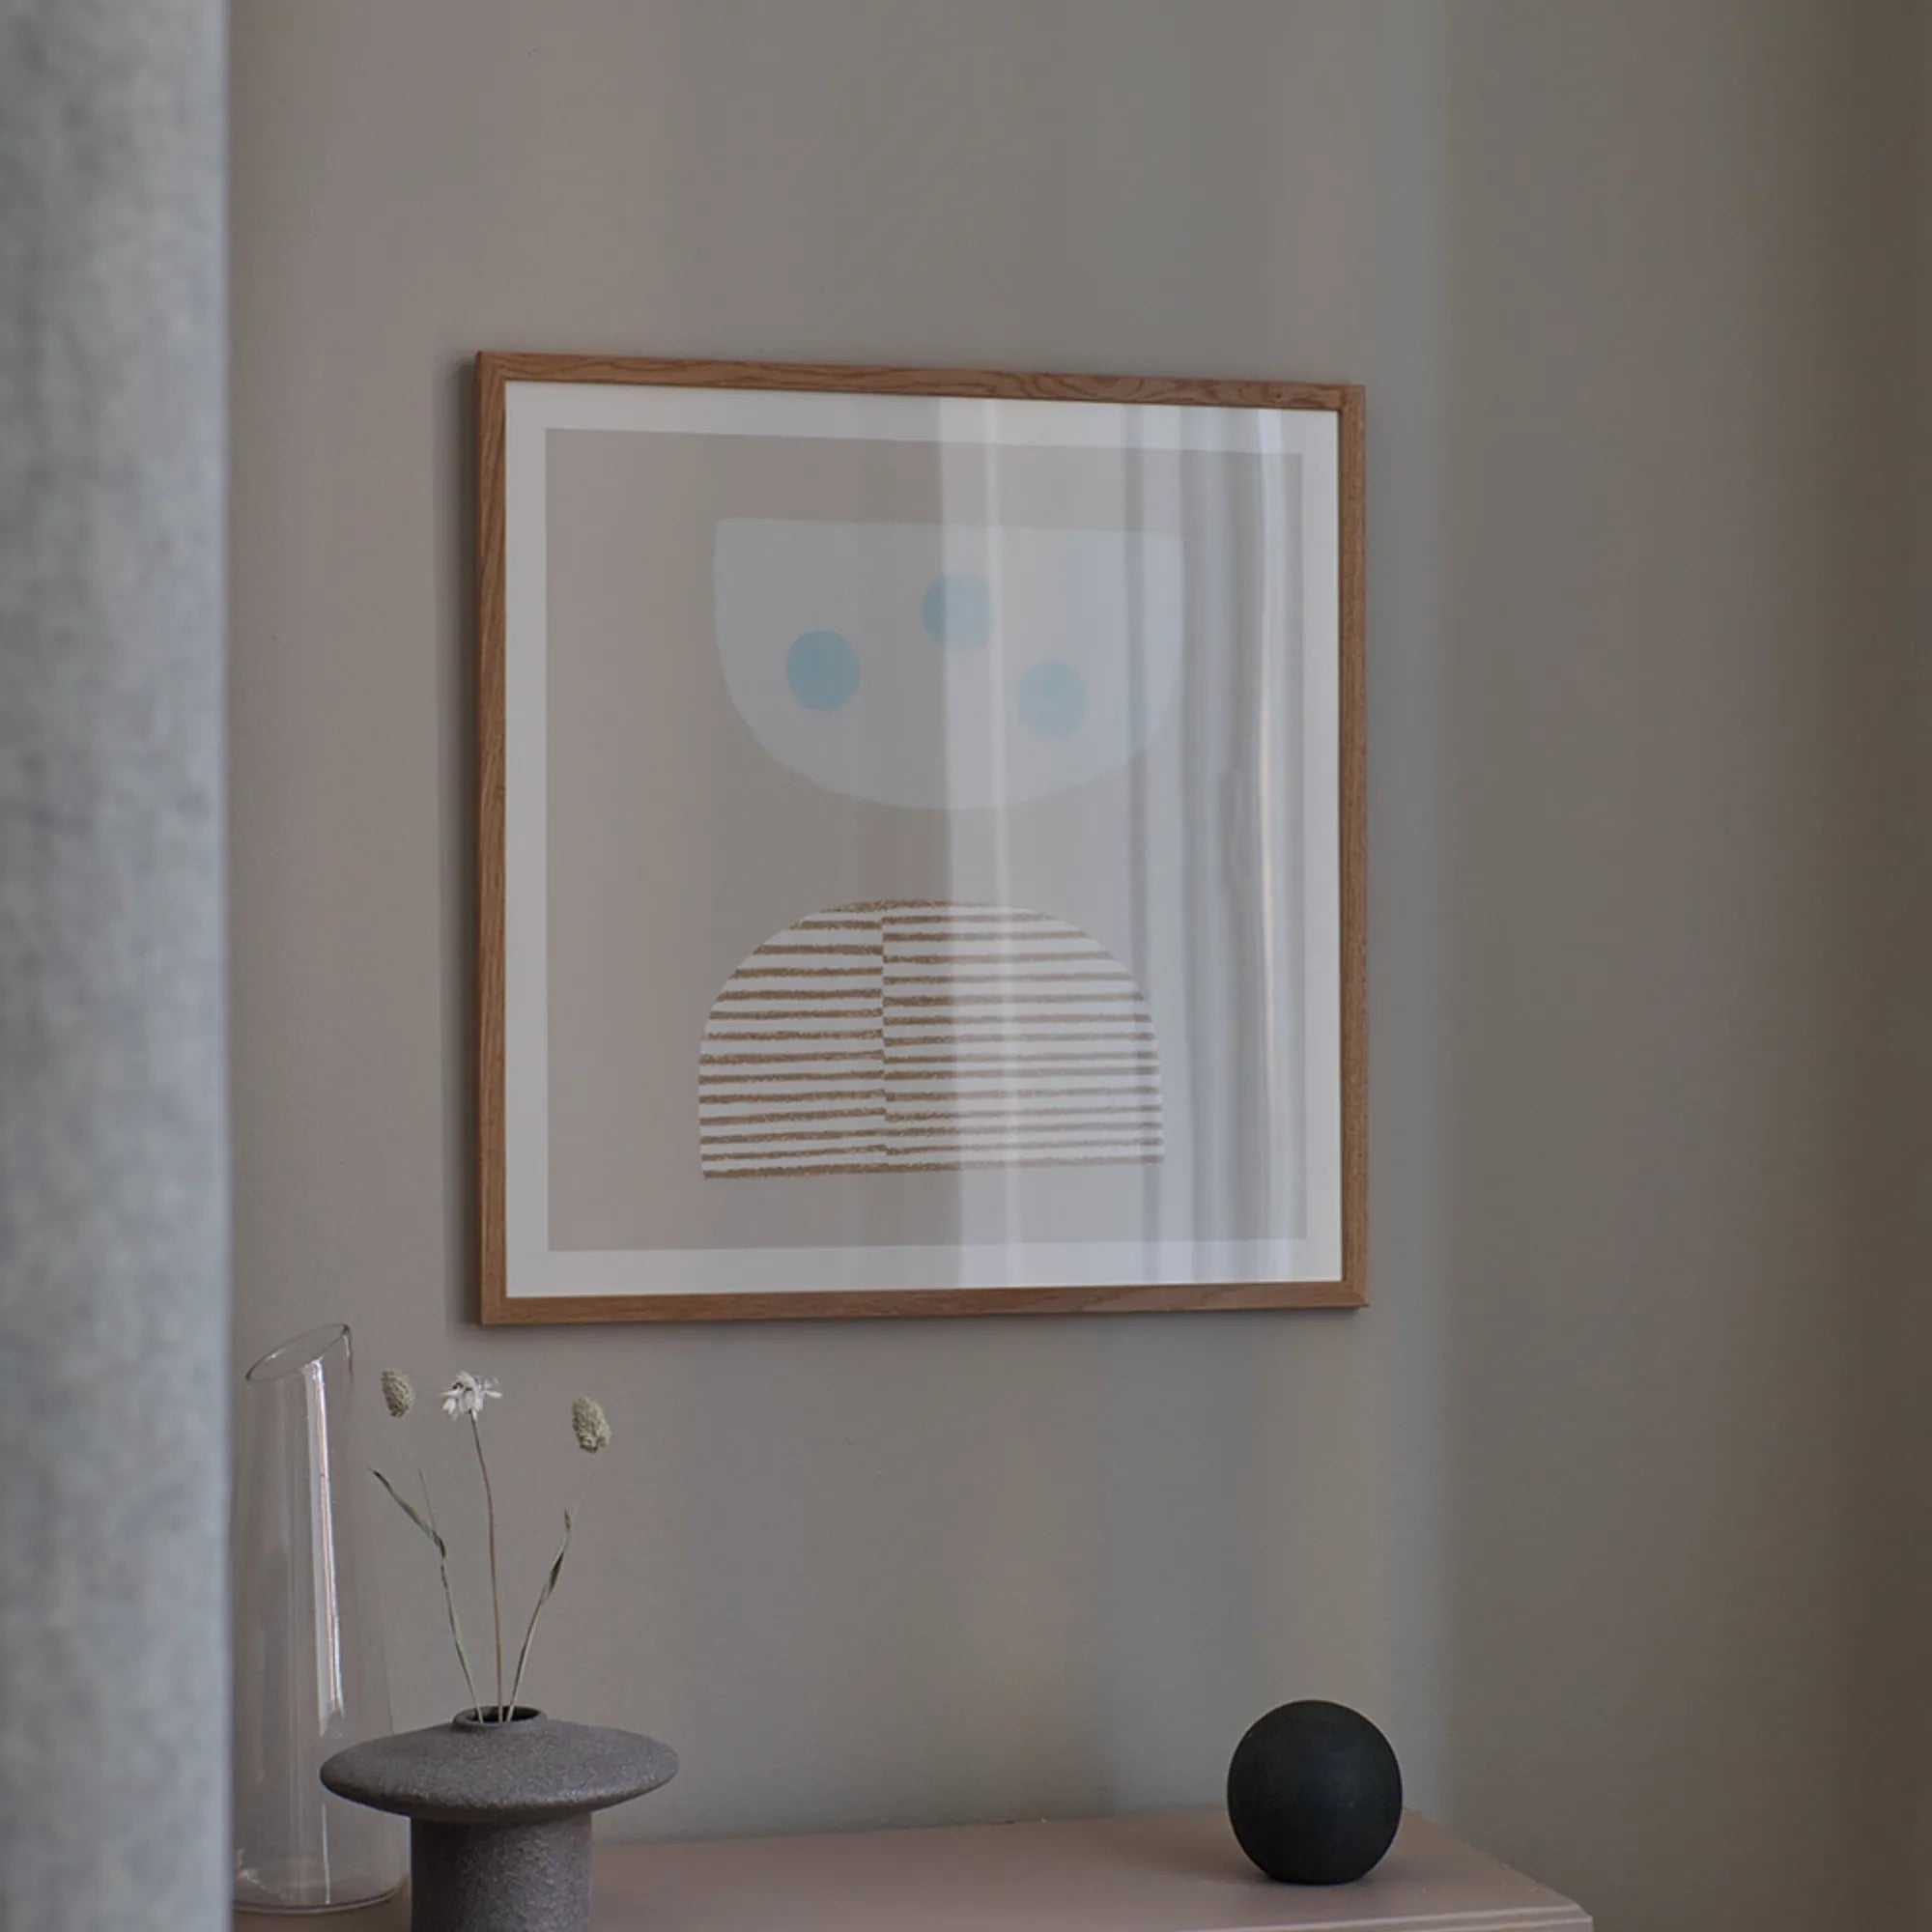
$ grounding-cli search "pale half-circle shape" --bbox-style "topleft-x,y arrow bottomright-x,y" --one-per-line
713,520 -> 1185,810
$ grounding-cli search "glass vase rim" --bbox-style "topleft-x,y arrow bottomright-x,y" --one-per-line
244,1321 -> 352,1383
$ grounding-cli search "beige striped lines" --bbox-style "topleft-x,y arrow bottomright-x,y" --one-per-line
698,900 -> 1163,1177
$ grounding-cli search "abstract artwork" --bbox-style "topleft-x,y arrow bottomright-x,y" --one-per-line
477,355 -> 1363,1322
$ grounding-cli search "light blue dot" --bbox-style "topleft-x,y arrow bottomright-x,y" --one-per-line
1017,660 -> 1087,739
785,630 -> 860,711
923,573 -> 993,651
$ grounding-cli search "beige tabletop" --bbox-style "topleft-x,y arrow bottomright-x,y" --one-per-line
237,1807 -> 1589,1931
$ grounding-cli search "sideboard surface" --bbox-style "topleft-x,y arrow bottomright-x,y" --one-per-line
236,1806 -> 1589,1931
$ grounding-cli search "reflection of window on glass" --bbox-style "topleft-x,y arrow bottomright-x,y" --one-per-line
698,900 -> 1164,1178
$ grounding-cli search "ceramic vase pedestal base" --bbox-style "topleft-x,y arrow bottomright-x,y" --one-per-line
409,1813 -> 592,1932
322,1712 -> 677,1932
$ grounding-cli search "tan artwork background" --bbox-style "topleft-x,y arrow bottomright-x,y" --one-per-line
542,425 -> 1305,1255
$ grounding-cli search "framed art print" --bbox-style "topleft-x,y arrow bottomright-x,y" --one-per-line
477,355 -> 1364,1322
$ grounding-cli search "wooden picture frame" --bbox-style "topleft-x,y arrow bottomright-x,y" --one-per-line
477,354 -> 1364,1323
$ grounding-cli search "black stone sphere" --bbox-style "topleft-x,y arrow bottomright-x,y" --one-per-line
1226,1700 -> 1402,1886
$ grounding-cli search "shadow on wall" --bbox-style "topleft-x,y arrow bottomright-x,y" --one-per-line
445,354 -> 478,1334
1423,7 -> 1927,1931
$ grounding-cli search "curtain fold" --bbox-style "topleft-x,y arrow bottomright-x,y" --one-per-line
0,4 -> 230,1927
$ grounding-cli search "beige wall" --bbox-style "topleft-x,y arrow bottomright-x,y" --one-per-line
229,5 -> 1925,1927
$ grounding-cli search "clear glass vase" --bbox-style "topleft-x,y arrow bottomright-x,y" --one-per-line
233,1323 -> 407,1912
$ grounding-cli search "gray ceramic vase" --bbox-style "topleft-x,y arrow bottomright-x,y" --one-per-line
321,1710 -> 677,1932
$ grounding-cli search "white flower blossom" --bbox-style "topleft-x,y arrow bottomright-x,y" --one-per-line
571,1396 -> 611,1454
441,1370 -> 502,1420
380,1369 -> 415,1418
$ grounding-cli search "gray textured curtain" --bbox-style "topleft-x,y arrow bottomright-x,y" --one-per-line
0,4 -> 230,1928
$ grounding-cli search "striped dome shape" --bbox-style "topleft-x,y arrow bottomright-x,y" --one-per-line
698,900 -> 1164,1177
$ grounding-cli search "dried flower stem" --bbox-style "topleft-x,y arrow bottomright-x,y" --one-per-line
380,1371 -> 610,1721
469,1415 -> 505,1719
370,1464 -> 482,1719
506,1509 -> 575,1718
418,1468 -> 483,1719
